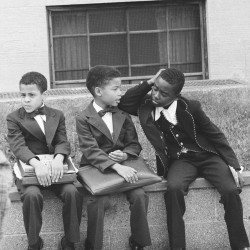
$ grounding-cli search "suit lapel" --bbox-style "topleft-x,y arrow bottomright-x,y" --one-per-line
176,99 -> 196,141
44,106 -> 58,145
85,103 -> 113,142
112,110 -> 126,144
139,100 -> 166,152
19,108 -> 46,142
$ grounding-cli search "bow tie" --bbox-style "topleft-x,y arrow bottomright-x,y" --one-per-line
98,107 -> 116,117
28,107 -> 46,119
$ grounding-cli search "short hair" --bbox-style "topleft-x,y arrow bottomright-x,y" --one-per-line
19,72 -> 47,93
86,65 -> 121,96
159,68 -> 185,95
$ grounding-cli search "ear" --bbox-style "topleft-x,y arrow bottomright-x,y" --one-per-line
95,87 -> 102,97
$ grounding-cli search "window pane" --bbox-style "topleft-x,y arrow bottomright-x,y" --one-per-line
130,33 -> 163,64
89,9 -> 126,33
129,7 -> 166,31
55,70 -> 88,81
52,11 -> 87,35
168,5 -> 200,29
131,65 -> 162,76
53,37 -> 88,80
169,30 -> 202,72
90,35 -> 127,66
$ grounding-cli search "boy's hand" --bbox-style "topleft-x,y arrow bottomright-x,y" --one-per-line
111,163 -> 138,183
109,150 -> 128,163
51,154 -> 64,183
30,158 -> 51,187
147,68 -> 165,86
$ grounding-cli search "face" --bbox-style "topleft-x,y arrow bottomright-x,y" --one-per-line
95,78 -> 122,108
20,84 -> 44,113
151,76 -> 177,107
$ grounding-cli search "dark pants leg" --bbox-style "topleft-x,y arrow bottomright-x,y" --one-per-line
87,188 -> 151,250
19,184 -> 43,246
200,155 -> 249,249
126,188 -> 151,247
164,160 -> 198,249
86,195 -> 110,250
53,183 -> 83,243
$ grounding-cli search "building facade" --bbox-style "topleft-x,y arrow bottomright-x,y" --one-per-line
0,0 -> 250,92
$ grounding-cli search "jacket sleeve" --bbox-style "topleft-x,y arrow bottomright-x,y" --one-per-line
121,114 -> 142,157
76,115 -> 116,172
192,101 -> 241,170
6,113 -> 36,163
52,112 -> 70,157
119,81 -> 152,116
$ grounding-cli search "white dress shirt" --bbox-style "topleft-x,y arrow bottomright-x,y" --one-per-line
93,101 -> 113,136
34,104 -> 46,134
154,100 -> 178,125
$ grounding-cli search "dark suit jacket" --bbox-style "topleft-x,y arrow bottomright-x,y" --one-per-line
7,106 -> 70,164
119,81 -> 241,177
76,101 -> 142,172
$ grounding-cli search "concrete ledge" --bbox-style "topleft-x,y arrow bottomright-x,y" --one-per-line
2,172 -> 250,250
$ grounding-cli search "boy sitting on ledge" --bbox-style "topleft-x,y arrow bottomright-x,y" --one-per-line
76,65 -> 152,250
6,72 -> 83,250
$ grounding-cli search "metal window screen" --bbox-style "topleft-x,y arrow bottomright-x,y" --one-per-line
50,3 -> 203,84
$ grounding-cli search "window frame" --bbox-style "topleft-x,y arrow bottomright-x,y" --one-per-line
47,1 -> 208,88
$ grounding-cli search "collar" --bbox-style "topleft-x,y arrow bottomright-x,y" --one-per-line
154,100 -> 177,121
93,101 -> 104,113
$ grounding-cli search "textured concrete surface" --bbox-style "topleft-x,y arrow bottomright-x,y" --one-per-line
1,173 -> 250,250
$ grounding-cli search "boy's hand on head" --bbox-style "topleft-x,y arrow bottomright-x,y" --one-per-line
109,150 -> 128,163
147,68 -> 165,86
30,158 -> 51,187
111,163 -> 138,183
51,154 -> 64,183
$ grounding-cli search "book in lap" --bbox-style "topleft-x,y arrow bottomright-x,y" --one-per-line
13,154 -> 78,186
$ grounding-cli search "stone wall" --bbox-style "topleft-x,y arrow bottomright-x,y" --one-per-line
0,84 -> 250,249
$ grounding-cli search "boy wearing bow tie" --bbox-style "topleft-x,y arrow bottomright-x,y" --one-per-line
118,68 -> 249,250
6,72 -> 83,250
76,65 -> 151,250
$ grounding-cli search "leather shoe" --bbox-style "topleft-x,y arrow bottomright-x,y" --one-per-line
129,236 -> 144,250
84,239 -> 93,250
59,236 -> 75,250
27,237 -> 43,250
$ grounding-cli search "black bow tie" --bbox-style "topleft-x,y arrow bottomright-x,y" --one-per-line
98,107 -> 116,117
28,107 -> 46,119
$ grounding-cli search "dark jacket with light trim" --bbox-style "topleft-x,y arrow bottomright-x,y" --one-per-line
119,81 -> 240,178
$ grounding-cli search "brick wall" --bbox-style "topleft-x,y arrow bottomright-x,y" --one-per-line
1,0 -> 250,92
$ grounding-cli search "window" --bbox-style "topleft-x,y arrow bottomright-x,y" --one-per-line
48,1 -> 207,88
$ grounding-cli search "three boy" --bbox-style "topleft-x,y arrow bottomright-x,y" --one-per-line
7,72 -> 83,250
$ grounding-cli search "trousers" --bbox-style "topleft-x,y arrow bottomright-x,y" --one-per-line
17,180 -> 83,246
86,187 -> 151,250
164,152 -> 249,249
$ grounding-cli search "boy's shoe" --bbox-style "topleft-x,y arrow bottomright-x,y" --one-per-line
27,237 -> 44,250
59,236 -> 75,250
129,236 -> 144,250
84,238 -> 93,250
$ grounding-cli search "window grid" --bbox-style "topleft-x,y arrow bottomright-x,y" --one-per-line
48,2 -> 205,88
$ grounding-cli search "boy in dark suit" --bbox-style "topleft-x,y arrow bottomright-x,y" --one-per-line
118,68 -> 250,250
6,72 -> 83,250
76,65 -> 151,250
